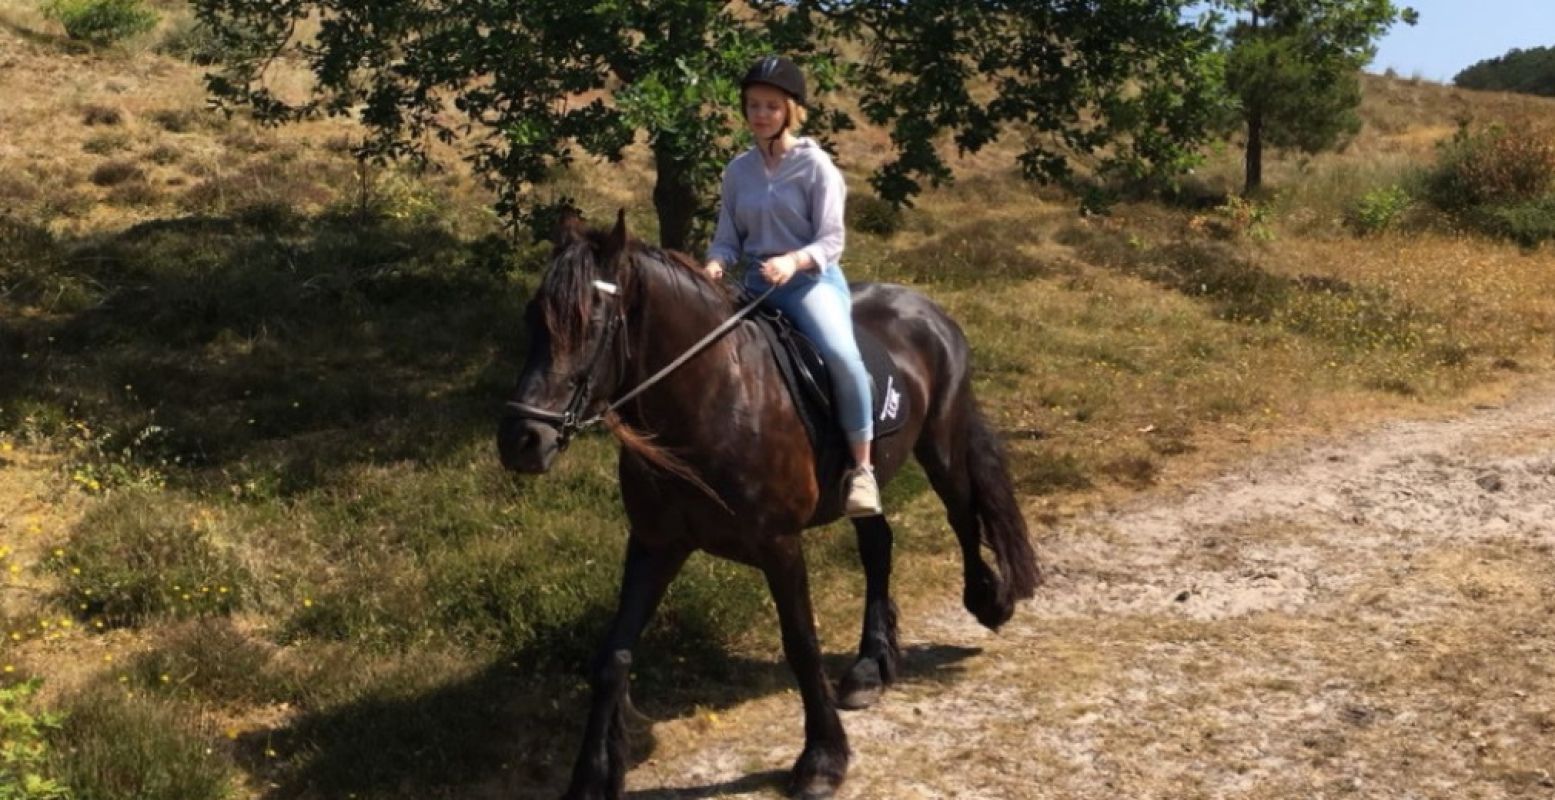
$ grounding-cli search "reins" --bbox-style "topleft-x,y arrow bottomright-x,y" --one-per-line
505,280 -> 776,449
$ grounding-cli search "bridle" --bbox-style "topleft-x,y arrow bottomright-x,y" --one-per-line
503,279 -> 775,451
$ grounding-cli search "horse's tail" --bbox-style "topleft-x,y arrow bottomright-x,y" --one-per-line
964,404 -> 1042,608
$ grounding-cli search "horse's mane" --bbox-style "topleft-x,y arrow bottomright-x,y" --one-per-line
622,242 -> 735,314
541,232 -> 732,351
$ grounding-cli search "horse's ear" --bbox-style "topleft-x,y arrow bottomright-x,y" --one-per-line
602,208 -> 629,266
552,209 -> 586,250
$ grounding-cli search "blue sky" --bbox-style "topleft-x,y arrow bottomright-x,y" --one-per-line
1370,0 -> 1555,82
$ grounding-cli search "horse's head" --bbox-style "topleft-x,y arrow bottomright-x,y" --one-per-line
498,210 -> 632,473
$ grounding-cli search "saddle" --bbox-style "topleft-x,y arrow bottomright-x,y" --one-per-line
743,295 -> 910,474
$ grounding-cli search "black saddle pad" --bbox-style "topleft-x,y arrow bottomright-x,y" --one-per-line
746,300 -> 910,457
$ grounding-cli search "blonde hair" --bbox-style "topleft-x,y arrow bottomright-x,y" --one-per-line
783,97 -> 808,134
742,89 -> 809,137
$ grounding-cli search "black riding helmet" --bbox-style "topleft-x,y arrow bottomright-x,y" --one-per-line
740,56 -> 807,106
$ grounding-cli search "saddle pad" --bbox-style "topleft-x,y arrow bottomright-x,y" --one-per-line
747,305 -> 910,455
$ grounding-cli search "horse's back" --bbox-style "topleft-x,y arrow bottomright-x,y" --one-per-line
849,282 -> 972,389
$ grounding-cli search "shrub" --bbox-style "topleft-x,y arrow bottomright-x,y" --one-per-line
848,193 -> 904,236
1213,195 -> 1275,241
147,108 -> 200,134
1427,123 -> 1555,210
145,144 -> 181,165
1469,195 -> 1555,248
79,104 -> 122,126
41,0 -> 159,45
157,14 -> 268,66
0,680 -> 71,800
105,179 -> 162,207
1347,185 -> 1413,235
81,130 -> 131,155
1424,123 -> 1555,246
89,161 -> 143,187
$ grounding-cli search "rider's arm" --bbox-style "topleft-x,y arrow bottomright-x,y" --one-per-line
705,165 -> 742,274
795,153 -> 845,272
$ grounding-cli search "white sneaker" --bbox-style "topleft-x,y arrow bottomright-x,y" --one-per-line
844,465 -> 883,518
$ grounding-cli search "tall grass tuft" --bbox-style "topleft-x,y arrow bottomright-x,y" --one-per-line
52,490 -> 250,628
50,687 -> 234,800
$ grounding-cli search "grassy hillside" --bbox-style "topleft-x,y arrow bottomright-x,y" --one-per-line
3,3 -> 1555,797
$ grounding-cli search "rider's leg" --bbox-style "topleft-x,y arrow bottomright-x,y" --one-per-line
766,264 -> 874,459
765,265 -> 882,517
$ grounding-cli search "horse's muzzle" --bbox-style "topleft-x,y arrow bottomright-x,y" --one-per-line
498,417 -> 561,474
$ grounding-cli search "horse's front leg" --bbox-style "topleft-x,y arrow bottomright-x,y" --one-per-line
762,536 -> 850,800
839,515 -> 900,710
563,537 -> 688,800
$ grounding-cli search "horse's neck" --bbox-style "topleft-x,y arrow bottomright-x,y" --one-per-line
623,259 -> 752,429
631,256 -> 736,358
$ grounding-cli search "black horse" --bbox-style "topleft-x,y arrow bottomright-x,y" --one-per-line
498,212 -> 1040,799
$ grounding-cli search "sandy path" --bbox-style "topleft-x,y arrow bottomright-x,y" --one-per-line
623,385 -> 1555,799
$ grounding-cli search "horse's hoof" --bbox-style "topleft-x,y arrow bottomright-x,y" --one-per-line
964,575 -> 1014,630
789,771 -> 842,800
788,746 -> 848,800
837,658 -> 884,710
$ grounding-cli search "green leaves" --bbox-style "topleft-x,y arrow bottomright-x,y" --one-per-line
189,0 -> 1271,237
0,680 -> 70,800
832,0 -> 1230,206
194,0 -> 825,247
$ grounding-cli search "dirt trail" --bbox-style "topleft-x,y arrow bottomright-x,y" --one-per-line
625,385 -> 1555,799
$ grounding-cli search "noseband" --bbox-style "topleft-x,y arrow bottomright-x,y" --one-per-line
504,279 -> 775,451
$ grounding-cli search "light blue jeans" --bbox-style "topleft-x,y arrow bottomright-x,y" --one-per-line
745,262 -> 874,445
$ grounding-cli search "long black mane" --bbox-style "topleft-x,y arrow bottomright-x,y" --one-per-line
539,231 -> 733,353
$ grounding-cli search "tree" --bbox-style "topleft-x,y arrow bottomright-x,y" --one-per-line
1455,46 -> 1555,98
194,1 -> 1231,247
195,0 -> 837,249
822,0 -> 1232,208
1217,0 -> 1417,195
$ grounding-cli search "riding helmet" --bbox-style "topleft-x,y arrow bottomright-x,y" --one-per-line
740,56 -> 807,106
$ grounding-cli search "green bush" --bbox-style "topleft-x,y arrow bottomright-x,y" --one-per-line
41,0 -> 159,45
1469,195 -> 1555,248
1425,123 -> 1555,246
0,681 -> 71,800
1347,185 -> 1413,235
848,193 -> 905,236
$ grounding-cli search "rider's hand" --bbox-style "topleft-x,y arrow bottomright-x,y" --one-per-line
704,260 -> 724,281
760,254 -> 799,286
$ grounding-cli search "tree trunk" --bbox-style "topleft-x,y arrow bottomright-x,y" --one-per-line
652,142 -> 698,251
1244,109 -> 1264,197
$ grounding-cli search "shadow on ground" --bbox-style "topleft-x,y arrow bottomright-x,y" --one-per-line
1,211 -> 536,494
247,643 -> 981,799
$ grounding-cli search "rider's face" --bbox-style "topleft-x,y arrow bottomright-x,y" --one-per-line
744,84 -> 789,139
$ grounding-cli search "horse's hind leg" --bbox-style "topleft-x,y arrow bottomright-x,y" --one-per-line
915,397 -> 1041,631
563,537 -> 688,800
762,536 -> 849,799
838,515 -> 900,710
